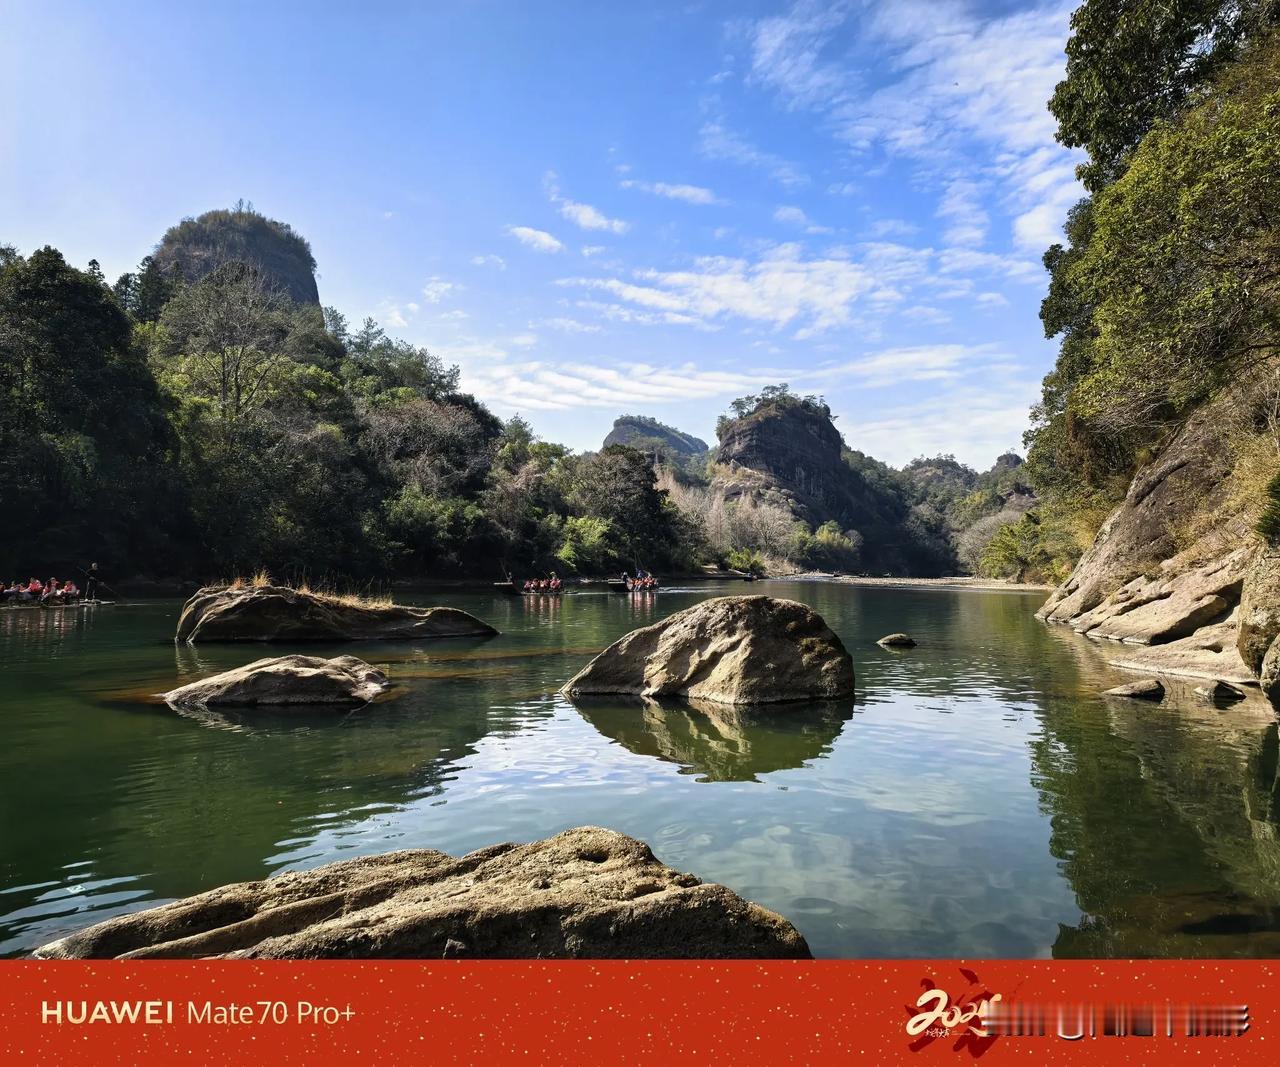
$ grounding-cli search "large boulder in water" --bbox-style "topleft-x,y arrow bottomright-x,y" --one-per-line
32,827 -> 810,960
562,595 -> 854,705
162,655 -> 390,709
176,585 -> 496,643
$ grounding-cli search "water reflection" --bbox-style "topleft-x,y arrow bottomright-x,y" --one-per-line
5,582 -> 1280,960
576,696 -> 853,782
1031,671 -> 1280,957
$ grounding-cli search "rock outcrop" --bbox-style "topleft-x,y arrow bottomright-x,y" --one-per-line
176,586 -> 496,644
713,398 -> 938,574
562,595 -> 854,705
877,633 -> 916,648
1237,548 -> 1280,699
162,655 -> 390,709
1103,678 -> 1165,701
32,827 -> 810,960
603,415 -> 708,457
1037,395 -> 1241,627
153,207 -> 321,305
1037,390 -> 1278,697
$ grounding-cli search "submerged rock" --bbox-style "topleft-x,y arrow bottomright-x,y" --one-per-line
1194,680 -> 1247,704
1103,678 -> 1165,702
176,585 -> 497,643
877,633 -> 917,648
162,655 -> 390,709
32,827 -> 810,960
561,595 -> 854,705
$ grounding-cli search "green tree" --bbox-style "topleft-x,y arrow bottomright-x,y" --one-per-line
1051,0 -> 1278,191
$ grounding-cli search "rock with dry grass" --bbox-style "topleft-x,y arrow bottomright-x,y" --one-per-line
562,595 -> 854,705
162,655 -> 390,709
176,584 -> 496,643
31,827 -> 810,960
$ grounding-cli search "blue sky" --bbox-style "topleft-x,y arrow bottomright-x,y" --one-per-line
1,0 -> 1081,467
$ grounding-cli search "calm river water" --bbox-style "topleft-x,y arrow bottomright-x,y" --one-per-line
2,579 -> 1279,959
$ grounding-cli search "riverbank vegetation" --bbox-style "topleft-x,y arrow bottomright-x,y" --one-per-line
1017,0 -> 1280,579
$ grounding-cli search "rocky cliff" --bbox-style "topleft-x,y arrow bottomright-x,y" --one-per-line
153,206 -> 320,305
712,399 -> 943,574
604,415 -> 708,457
1038,387 -> 1280,698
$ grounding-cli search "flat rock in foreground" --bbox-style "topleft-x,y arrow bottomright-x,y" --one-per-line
162,655 -> 390,709
176,585 -> 497,643
32,827 -> 810,960
562,595 -> 855,705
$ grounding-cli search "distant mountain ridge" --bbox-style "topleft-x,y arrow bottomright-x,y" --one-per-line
603,415 -> 708,457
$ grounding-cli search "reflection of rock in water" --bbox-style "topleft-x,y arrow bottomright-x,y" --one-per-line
577,696 -> 852,782
1030,673 -> 1280,957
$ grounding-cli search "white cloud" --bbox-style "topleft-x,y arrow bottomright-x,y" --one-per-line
470,254 -> 506,270
558,198 -> 629,234
563,243 -> 892,335
774,204 -> 834,234
546,171 -> 629,233
744,0 -> 852,108
620,179 -> 721,205
740,0 -> 1083,252
460,357 -> 780,414
421,276 -> 457,303
541,317 -> 602,334
902,304 -> 951,326
868,218 -> 918,238
698,120 -> 808,188
827,181 -> 858,196
506,226 -> 564,253
837,381 -> 1040,467
936,178 -> 989,247
510,333 -> 538,348
581,245 -> 606,257
976,291 -> 1009,308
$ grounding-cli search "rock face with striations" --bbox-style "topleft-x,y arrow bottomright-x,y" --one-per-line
713,398 -> 927,573
162,655 -> 390,709
562,595 -> 855,705
1037,389 -> 1274,693
153,207 -> 321,305
32,827 -> 810,960
176,586 -> 497,644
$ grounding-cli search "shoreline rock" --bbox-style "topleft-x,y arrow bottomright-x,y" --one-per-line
162,655 -> 390,709
32,827 -> 811,960
877,633 -> 916,648
562,595 -> 855,705
1104,678 -> 1165,701
176,585 -> 497,644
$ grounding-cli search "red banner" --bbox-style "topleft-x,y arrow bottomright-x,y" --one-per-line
1,960 -> 1273,1064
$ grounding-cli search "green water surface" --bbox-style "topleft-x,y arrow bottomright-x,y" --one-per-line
2,579 -> 1278,958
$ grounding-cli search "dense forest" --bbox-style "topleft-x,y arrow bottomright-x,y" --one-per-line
1013,0 -> 1280,579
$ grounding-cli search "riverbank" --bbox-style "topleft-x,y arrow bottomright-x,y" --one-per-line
772,572 -> 1054,593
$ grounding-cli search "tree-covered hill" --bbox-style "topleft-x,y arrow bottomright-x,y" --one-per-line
151,203 -> 320,306
603,415 -> 708,459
